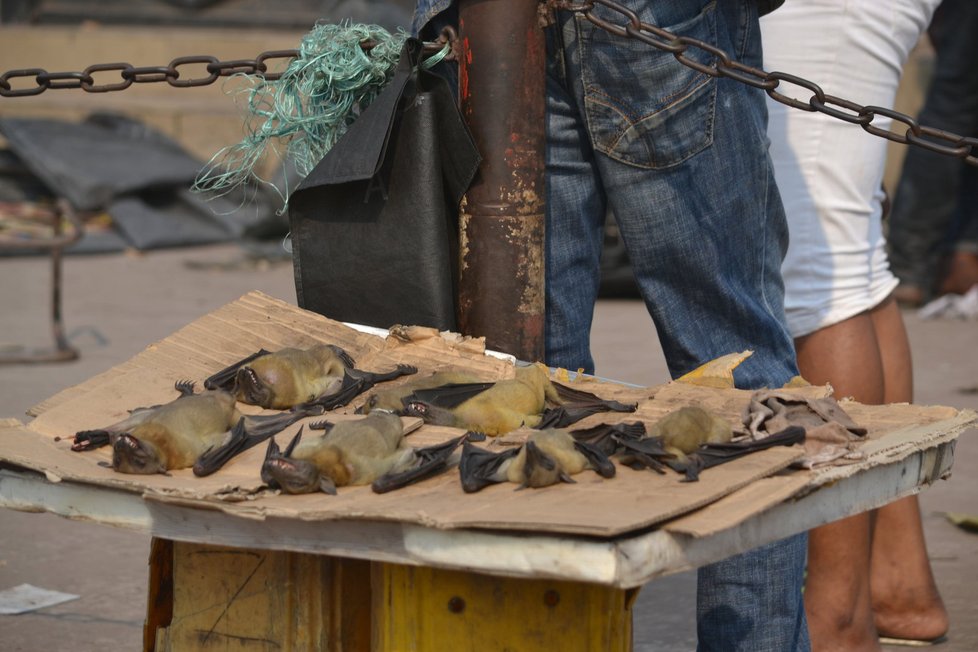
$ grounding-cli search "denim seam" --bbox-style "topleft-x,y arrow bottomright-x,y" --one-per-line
576,2 -> 719,170
736,0 -> 751,60
755,165 -> 795,358
585,81 -> 717,170
583,71 -> 713,125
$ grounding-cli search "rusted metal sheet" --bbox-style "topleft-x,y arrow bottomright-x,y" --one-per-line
457,0 -> 546,361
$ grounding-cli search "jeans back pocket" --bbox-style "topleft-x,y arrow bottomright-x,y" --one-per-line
581,0 -> 718,170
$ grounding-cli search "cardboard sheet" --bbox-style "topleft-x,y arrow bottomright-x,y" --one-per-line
1,291 -> 974,539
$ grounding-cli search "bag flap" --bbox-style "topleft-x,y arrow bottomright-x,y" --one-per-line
419,66 -> 482,205
294,39 -> 422,189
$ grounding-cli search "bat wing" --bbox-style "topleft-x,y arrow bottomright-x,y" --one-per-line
326,344 -> 356,369
537,383 -> 638,428
567,421 -> 647,455
296,372 -> 366,412
614,435 -> 677,475
552,382 -> 638,413
347,364 -> 418,388
371,435 -> 467,494
458,441 -> 520,493
403,382 -> 498,410
296,365 -> 417,413
192,411 -> 307,477
572,440 -> 616,478
686,425 -> 807,481
71,428 -> 116,451
203,349 -> 271,391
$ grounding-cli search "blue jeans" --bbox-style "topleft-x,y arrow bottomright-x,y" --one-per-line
545,1 -> 808,649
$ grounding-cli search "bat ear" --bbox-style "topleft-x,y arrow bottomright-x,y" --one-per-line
282,427 -> 304,457
264,436 -> 281,460
319,476 -> 338,495
524,440 -> 556,471
559,472 -> 576,484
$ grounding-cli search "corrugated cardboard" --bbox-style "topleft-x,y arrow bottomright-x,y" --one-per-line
1,291 -> 974,538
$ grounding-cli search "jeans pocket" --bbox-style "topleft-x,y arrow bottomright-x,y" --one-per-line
581,0 -> 718,169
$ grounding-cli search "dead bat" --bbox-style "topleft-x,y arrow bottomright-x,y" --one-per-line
357,370 -> 487,415
458,424 -> 622,493
203,343 -> 417,411
652,406 -> 734,458
71,380 -> 306,476
686,425 -> 807,478
402,363 -> 636,436
260,412 -> 466,495
649,406 -> 804,481
567,421 -> 677,474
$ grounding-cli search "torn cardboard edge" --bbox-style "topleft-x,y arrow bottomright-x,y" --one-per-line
663,409 -> 974,538
2,290 -> 974,539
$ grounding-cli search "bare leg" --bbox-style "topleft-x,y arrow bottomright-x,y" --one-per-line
869,298 -> 949,642
795,312 -> 884,652
796,296 -> 948,650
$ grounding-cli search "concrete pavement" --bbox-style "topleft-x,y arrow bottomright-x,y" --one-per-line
0,243 -> 975,651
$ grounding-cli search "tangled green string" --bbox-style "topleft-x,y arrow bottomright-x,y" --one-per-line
192,22 -> 409,212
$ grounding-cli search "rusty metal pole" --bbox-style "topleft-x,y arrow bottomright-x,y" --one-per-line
456,0 -> 546,362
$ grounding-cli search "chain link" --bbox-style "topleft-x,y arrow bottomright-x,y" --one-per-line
2,11 -> 974,166
0,37 -> 453,98
573,0 -> 977,166
0,51 -> 297,97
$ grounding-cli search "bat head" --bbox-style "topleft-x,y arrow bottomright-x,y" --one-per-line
234,364 -> 282,409
520,440 -> 573,489
262,455 -> 331,494
401,400 -> 428,418
112,433 -> 167,475
401,400 -> 454,426
261,431 -> 338,495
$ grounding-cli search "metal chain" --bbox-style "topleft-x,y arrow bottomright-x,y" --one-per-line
566,0 -> 977,166
0,31 -> 456,98
3,9 -> 974,166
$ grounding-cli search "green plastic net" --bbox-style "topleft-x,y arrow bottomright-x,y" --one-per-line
192,22 -> 410,213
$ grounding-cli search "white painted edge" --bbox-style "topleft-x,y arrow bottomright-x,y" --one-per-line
0,437 -> 954,588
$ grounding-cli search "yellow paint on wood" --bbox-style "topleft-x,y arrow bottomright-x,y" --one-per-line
155,541 -> 370,651
373,563 -> 633,651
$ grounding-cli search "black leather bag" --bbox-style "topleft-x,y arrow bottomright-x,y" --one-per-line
289,39 -> 481,331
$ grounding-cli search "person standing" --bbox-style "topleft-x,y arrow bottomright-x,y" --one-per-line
542,1 -> 808,649
761,1 -> 950,648
414,1 -> 809,648
888,0 -> 978,305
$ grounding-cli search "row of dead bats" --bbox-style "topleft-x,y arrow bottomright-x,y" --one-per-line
69,343 -> 805,495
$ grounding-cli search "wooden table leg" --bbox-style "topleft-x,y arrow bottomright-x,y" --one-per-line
373,562 -> 635,651
145,540 -> 636,651
146,540 -> 371,651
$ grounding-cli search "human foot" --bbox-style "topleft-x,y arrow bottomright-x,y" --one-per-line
870,497 -> 949,644
873,600 -> 949,646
